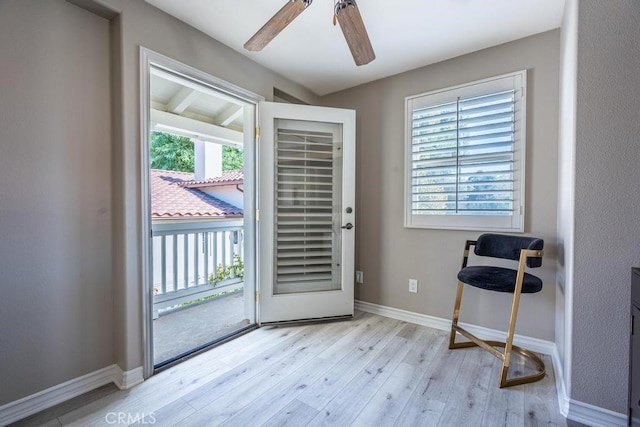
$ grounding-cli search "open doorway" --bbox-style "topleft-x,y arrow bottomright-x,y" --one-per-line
141,49 -> 260,372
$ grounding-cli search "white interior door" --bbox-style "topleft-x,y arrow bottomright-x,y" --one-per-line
258,102 -> 355,323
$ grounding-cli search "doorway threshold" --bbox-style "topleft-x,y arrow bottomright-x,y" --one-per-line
154,322 -> 258,373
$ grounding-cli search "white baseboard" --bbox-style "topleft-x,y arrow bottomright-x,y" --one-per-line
355,300 -> 627,427
0,364 -> 144,426
113,365 -> 145,390
551,346 -> 571,416
356,300 -> 451,333
355,300 -> 555,355
565,399 -> 627,427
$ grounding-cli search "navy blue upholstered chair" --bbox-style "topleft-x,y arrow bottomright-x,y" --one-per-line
449,233 -> 545,388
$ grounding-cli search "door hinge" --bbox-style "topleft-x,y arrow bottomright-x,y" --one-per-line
256,209 -> 260,221
255,291 -> 260,303
633,315 -> 635,335
255,126 -> 260,139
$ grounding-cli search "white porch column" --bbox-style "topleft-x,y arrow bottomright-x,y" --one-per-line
194,139 -> 222,180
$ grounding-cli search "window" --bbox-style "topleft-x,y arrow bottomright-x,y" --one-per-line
404,71 -> 526,231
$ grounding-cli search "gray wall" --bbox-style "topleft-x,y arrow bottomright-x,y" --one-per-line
570,0 -> 640,413
0,1 -> 113,405
320,31 -> 560,341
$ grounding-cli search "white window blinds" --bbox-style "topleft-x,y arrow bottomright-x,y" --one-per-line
274,122 -> 343,294
405,71 -> 526,231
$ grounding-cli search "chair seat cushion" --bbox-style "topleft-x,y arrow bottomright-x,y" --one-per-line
457,266 -> 543,293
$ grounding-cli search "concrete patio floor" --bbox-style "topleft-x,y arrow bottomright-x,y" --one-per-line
153,291 -> 250,365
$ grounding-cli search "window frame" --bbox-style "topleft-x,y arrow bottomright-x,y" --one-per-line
404,70 -> 527,232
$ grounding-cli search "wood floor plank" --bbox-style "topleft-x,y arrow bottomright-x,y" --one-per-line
306,324 -> 420,426
479,355 -> 526,427
393,337 -> 467,426
261,398 -> 319,427
524,355 -> 567,426
296,317 -> 406,410
217,356 -> 336,426
129,397 -> 196,427
350,329 -> 446,427
174,320 -> 356,426
14,418 -> 61,427
437,349 -> 497,426
178,322 -> 326,411
315,313 -> 387,360
217,321 -> 342,366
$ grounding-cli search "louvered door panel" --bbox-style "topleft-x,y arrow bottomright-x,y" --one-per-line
274,124 -> 342,294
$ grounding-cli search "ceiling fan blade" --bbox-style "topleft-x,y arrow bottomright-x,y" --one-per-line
244,0 -> 312,51
335,0 -> 376,66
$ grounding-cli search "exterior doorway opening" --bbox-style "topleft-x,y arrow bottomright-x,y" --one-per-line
141,50 -> 259,373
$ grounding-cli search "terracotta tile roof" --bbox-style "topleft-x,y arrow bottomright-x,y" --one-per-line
179,169 -> 244,189
151,169 -> 242,219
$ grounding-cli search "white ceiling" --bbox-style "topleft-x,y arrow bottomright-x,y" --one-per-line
146,0 -> 565,96
150,67 -> 245,146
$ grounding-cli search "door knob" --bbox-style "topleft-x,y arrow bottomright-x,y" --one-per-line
341,223 -> 354,230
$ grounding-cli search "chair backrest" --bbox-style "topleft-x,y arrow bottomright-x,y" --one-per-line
474,234 -> 544,268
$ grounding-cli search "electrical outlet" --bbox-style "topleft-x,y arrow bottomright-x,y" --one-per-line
356,271 -> 364,284
409,278 -> 418,293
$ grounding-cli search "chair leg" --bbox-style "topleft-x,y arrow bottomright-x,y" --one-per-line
448,281 -> 465,349
498,253 -> 545,388
450,240 -> 474,349
499,285 -> 524,386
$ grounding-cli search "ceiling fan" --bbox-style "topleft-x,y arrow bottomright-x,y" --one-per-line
244,0 -> 376,66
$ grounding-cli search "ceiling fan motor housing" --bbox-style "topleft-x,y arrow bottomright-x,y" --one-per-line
335,0 -> 357,15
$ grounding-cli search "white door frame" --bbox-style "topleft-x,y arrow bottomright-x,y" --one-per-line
139,47 -> 264,378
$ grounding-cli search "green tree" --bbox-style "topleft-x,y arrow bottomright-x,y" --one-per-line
150,132 -> 194,172
150,131 -> 243,172
222,145 -> 243,171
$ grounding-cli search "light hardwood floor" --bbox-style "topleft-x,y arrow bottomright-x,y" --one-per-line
12,311 -> 573,426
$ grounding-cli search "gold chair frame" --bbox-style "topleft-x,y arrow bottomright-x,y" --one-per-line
448,239 -> 546,388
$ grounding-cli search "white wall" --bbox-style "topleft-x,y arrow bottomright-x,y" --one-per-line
321,30 -> 560,341
0,0 -> 113,405
556,0 -> 578,399
202,186 -> 244,209
570,0 -> 640,414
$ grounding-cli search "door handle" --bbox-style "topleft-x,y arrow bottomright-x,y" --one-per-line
341,223 -> 354,230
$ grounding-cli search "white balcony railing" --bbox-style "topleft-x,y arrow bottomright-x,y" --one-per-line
152,220 -> 244,317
